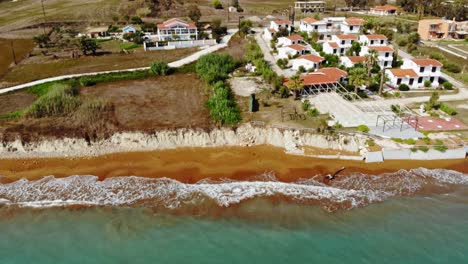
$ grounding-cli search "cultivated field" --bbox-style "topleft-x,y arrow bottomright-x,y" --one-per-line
0,38 -> 35,79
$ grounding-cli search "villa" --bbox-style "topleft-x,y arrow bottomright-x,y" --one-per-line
277,35 -> 304,47
418,18 -> 468,40
290,54 -> 325,71
369,5 -> 398,16
122,25 -> 137,34
157,18 -> 198,41
323,34 -> 358,55
298,17 -> 363,38
340,56 -> 365,68
361,45 -> 394,68
299,18 -> 328,37
341,18 -> 364,34
387,58 -> 443,89
264,19 -> 292,40
359,34 -> 388,46
294,1 -> 326,13
278,44 -> 309,59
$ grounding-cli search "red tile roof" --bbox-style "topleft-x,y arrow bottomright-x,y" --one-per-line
327,42 -> 339,48
285,44 -> 308,51
369,46 -> 394,52
302,73 -> 338,86
389,69 -> 418,78
268,28 -> 278,33
274,19 -> 291,25
374,5 -> 398,11
296,54 -> 325,63
346,56 -> 365,63
301,17 -> 319,24
412,58 -> 443,67
345,18 -> 364,26
363,34 -> 388,40
336,34 -> 358,40
157,18 -> 196,30
317,67 -> 348,80
287,34 -> 304,41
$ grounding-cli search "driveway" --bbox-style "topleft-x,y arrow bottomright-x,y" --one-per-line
253,29 -> 285,76
0,29 -> 238,95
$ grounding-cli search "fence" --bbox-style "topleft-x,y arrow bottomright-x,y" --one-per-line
144,39 -> 217,51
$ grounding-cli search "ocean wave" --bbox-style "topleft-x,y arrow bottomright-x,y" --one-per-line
0,168 -> 466,212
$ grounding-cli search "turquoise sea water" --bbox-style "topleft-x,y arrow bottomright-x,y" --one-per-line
0,168 -> 467,263
1,189 -> 467,263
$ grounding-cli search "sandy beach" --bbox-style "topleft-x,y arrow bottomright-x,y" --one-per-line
0,145 -> 466,182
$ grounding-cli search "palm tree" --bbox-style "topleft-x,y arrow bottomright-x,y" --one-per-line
365,49 -> 378,86
348,67 -> 367,94
286,74 -> 304,99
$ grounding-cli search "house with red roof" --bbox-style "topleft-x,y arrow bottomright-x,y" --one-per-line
341,18 -> 364,34
370,5 -> 398,16
323,41 -> 340,55
359,34 -> 388,46
277,34 -> 304,47
299,67 -> 348,88
290,54 -> 325,71
387,58 -> 443,89
157,18 -> 198,41
264,19 -> 292,40
361,45 -> 394,68
340,56 -> 365,68
278,44 -> 309,59
299,17 -> 327,35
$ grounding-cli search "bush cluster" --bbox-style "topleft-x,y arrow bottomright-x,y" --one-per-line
24,84 -> 81,118
439,104 -> 457,116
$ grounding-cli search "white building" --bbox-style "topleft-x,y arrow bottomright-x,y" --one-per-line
290,54 -> 325,71
323,34 -> 358,55
387,58 -> 443,89
340,56 -> 365,68
359,34 -> 388,46
323,41 -> 340,55
299,17 -> 328,36
278,44 -> 308,59
294,1 -> 326,13
270,20 -> 292,33
277,34 -> 304,47
341,18 -> 364,34
369,5 -> 398,16
157,18 -> 198,41
264,28 -> 277,40
361,45 -> 394,68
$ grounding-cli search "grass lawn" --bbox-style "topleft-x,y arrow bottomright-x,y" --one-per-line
0,38 -> 35,79
1,47 -> 197,86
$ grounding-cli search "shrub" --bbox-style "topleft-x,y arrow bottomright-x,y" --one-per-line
79,77 -> 97,87
444,62 -> 461,73
24,84 -> 81,118
391,104 -> 401,114
196,54 -> 236,84
429,52 -> 444,61
434,144 -> 448,152
206,81 -> 241,125
276,58 -> 288,69
307,107 -> 319,117
439,104 -> 457,115
442,82 -> 453,90
424,80 -> 432,87
357,125 -> 370,133
301,100 -> 310,111
366,139 -> 375,147
398,84 -> 410,91
418,146 -> 430,152
397,39 -> 408,47
150,61 -> 170,76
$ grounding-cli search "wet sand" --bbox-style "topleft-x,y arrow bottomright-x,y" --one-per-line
0,145 -> 466,183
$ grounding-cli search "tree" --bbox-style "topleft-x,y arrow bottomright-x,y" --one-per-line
33,34 -> 50,48
365,50 -> 378,86
286,74 -> 304,99
196,53 -> 236,84
347,41 -> 361,56
79,37 -> 100,55
425,92 -> 440,110
131,16 -> 143,24
187,5 -> 202,23
348,67 -> 367,93
212,0 -> 223,9
239,19 -> 253,36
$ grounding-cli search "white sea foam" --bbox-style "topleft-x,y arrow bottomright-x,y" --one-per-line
0,169 -> 466,211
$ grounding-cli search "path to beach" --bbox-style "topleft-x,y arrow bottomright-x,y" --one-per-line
0,29 -> 238,95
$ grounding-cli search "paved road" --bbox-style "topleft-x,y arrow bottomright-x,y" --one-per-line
0,29 -> 238,95
253,30 -> 285,76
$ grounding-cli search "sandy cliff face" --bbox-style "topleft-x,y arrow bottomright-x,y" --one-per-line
0,124 -> 367,158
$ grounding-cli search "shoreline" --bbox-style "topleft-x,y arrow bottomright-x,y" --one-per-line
0,145 -> 466,182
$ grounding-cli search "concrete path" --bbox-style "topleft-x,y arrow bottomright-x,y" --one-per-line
0,29 -> 238,95
253,30 -> 285,76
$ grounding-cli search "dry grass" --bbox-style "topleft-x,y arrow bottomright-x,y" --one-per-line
1,47 -> 196,87
0,38 -> 35,79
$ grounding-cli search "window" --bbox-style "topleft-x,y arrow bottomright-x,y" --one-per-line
370,40 -> 374,45
381,40 -> 384,44
333,49 -> 337,54
350,26 -> 354,31
385,52 -> 389,57
432,67 -> 437,72
418,77 -> 423,83
430,77 -> 435,82
314,26 -> 318,30
397,78 -> 402,85
340,48 -> 344,54
419,67 -> 425,73
341,40 -> 345,45
384,61 -> 388,67
409,79 -> 414,85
